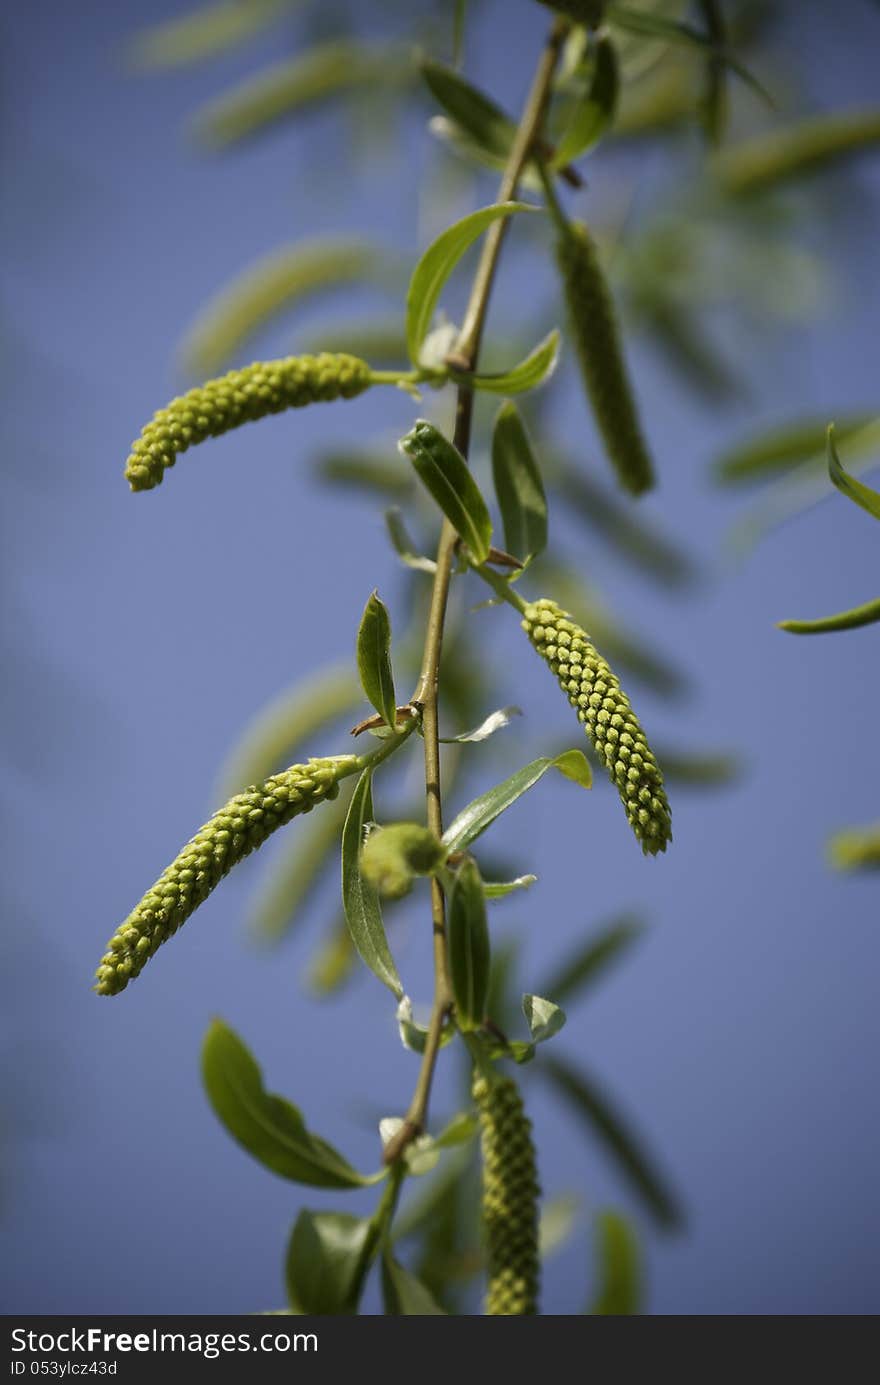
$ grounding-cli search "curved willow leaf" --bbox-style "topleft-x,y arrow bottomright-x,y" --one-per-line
454,329 -> 560,396
286,1211 -> 373,1314
713,414 -> 880,487
442,751 -> 591,853
540,1054 -> 683,1229
715,108 -> 880,195
129,0 -> 293,70
553,36 -> 619,166
357,590 -> 397,730
341,769 -> 403,997
828,425 -> 880,521
182,240 -> 383,375
193,40 -> 415,146
381,1252 -> 447,1315
589,1210 -> 642,1315
778,596 -> 880,636
202,1019 -> 378,1188
216,667 -> 361,802
405,202 -> 538,365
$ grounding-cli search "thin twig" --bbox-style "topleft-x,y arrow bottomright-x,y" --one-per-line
384,18 -> 569,1168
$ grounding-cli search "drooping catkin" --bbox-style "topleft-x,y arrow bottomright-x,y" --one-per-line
125,353 -> 372,491
95,755 -> 358,995
474,1074 -> 541,1317
522,599 -> 672,854
556,223 -> 655,496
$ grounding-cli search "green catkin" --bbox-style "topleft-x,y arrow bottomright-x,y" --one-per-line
474,1074 -> 541,1316
95,755 -> 358,995
556,223 -> 655,496
125,353 -> 372,491
522,599 -> 672,854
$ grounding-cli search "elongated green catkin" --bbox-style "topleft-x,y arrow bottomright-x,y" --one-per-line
474,1074 -> 541,1316
125,354 -> 372,490
95,755 -> 358,995
522,599 -> 672,854
557,223 -> 655,496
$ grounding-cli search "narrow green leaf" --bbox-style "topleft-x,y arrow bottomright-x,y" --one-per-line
399,420 -> 492,563
286,1211 -> 372,1315
483,874 -> 538,899
778,596 -> 880,636
827,425 -> 880,521
442,751 -> 591,853
194,40 -> 413,147
181,239 -> 381,375
381,1251 -> 448,1315
216,666 -> 360,801
202,1019 -> 375,1188
129,0 -> 291,70
341,770 -> 403,997
553,37 -> 620,166
440,705 -> 522,744
405,203 -> 537,364
420,61 -> 516,162
357,591 -> 397,729
713,414 -> 880,487
456,329 -> 560,395
541,1054 -> 682,1228
538,915 -> 646,1007
695,0 -> 727,147
522,993 -> 566,1044
589,1210 -> 642,1315
384,508 -> 437,574
448,859 -> 491,1031
491,402 -> 548,561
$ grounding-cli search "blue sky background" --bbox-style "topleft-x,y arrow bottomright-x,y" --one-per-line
2,0 -> 880,1315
